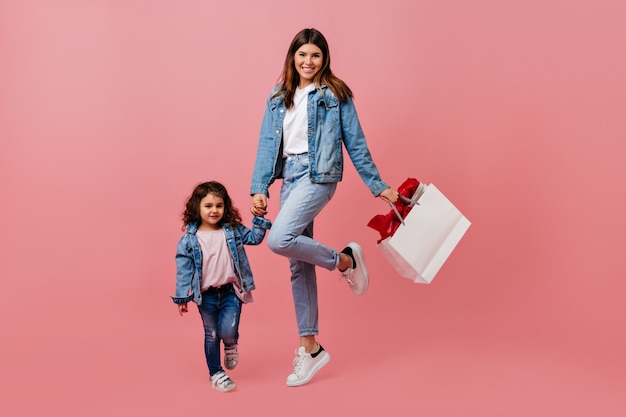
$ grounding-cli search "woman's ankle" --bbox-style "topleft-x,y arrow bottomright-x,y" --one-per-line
338,253 -> 352,271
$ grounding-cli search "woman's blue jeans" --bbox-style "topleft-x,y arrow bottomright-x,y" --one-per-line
267,153 -> 340,336
196,284 -> 241,376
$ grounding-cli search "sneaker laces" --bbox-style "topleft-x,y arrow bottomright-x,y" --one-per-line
341,269 -> 357,288
291,348 -> 307,376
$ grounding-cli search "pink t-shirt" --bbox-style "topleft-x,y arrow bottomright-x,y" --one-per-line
196,229 -> 237,291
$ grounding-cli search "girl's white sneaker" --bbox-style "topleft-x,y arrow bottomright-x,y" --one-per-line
211,371 -> 237,392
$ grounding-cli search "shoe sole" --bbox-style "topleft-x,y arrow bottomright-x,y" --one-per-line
213,384 -> 237,392
348,242 -> 369,296
286,351 -> 331,387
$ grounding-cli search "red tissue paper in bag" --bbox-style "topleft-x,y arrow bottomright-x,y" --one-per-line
367,178 -> 421,243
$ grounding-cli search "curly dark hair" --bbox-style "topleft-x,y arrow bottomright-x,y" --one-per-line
181,181 -> 241,230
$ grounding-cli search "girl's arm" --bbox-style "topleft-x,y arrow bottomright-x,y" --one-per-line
236,217 -> 272,245
171,237 -> 194,304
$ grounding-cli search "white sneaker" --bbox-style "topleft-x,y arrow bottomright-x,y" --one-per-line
211,371 -> 237,392
224,345 -> 239,370
340,242 -> 369,296
286,345 -> 331,387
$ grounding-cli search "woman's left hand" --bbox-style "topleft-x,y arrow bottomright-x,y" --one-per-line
378,188 -> 399,204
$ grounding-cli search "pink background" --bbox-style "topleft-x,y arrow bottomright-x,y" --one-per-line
2,0 -> 625,415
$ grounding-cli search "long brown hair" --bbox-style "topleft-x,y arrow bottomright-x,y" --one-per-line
273,28 -> 353,108
181,181 -> 241,230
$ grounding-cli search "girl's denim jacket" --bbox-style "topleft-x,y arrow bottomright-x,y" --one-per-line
171,217 -> 271,305
250,83 -> 389,198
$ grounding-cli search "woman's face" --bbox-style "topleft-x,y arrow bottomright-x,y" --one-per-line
294,43 -> 323,88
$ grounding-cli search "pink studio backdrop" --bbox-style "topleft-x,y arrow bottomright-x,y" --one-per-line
1,1 -> 625,416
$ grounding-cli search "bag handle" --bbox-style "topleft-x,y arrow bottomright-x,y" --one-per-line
388,183 -> 427,225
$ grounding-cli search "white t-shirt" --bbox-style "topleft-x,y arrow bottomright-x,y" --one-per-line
282,83 -> 316,157
196,229 -> 237,291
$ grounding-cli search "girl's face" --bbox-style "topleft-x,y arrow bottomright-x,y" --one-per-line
198,193 -> 224,230
294,43 -> 323,88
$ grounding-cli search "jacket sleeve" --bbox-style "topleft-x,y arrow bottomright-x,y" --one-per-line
171,236 -> 194,304
250,90 -> 283,198
237,217 -> 271,245
339,97 -> 389,197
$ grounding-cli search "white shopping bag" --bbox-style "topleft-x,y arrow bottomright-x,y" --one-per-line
378,183 -> 471,284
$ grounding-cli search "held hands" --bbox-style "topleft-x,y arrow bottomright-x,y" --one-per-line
178,303 -> 188,316
250,194 -> 268,217
378,187 -> 399,204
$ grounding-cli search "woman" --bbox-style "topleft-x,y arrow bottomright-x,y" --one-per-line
250,28 -> 398,387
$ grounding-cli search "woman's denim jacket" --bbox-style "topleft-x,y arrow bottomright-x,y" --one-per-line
171,217 -> 271,305
250,84 -> 389,198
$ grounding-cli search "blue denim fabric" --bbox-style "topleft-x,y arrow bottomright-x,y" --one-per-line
268,154 -> 338,336
250,84 -> 389,198
197,285 -> 242,376
172,217 -> 271,305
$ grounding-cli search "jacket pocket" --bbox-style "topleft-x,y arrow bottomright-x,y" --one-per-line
318,97 -> 339,123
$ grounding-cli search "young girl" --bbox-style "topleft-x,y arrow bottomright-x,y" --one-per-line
250,28 -> 399,387
172,181 -> 271,392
